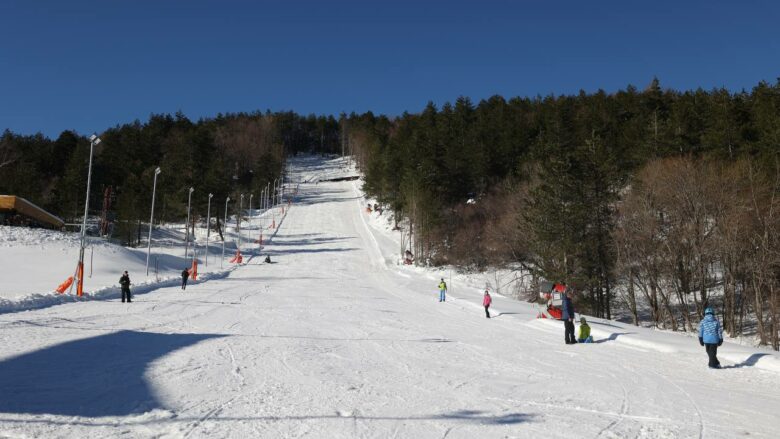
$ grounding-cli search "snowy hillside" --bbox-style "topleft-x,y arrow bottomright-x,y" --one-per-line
0,155 -> 779,438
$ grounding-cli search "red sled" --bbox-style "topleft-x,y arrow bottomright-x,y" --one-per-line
547,306 -> 563,320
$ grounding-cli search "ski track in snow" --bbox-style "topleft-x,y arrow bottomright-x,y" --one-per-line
0,155 -> 778,438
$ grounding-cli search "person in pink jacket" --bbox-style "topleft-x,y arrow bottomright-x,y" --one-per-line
483,289 -> 492,318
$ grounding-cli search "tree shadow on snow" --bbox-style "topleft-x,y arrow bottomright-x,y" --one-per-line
721,353 -> 771,369
220,276 -> 336,282
0,409 -> 536,427
265,247 -> 360,256
437,409 -> 534,424
0,330 -> 225,417
292,189 -> 354,205
594,332 -> 635,343
296,195 -> 362,205
268,237 -> 355,247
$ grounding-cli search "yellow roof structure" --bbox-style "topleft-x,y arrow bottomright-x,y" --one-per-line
0,195 -> 65,229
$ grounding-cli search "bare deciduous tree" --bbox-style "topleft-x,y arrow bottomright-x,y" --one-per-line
617,156 -> 780,349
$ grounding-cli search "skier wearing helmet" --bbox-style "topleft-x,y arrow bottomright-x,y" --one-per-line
698,307 -> 724,368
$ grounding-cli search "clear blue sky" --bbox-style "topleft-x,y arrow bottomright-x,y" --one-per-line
1,0 -> 778,138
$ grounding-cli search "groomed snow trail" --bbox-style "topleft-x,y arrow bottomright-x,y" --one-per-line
1,156 -> 779,438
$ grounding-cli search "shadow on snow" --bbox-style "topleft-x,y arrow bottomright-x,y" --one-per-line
0,330 -> 225,417
265,247 -> 360,256
721,353 -> 771,369
0,410 -> 536,427
594,332 -> 635,343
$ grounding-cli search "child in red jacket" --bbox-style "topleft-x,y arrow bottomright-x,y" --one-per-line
483,289 -> 492,318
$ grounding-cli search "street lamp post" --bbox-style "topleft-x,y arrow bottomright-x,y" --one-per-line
272,179 -> 277,208
280,166 -> 285,202
237,193 -> 244,252
205,193 -> 213,267
184,187 -> 194,259
76,134 -> 101,296
146,167 -> 161,276
259,187 -> 265,230
263,185 -> 268,230
222,196 -> 230,268
248,193 -> 253,247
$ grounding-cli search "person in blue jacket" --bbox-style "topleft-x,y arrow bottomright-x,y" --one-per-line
562,290 -> 576,344
699,307 -> 724,368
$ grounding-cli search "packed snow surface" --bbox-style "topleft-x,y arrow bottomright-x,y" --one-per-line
0,156 -> 779,438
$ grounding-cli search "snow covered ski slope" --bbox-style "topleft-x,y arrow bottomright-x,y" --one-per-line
0,156 -> 779,438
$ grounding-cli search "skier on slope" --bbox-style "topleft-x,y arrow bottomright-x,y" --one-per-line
181,268 -> 190,291
119,271 -> 132,303
699,307 -> 724,369
438,278 -> 447,302
562,290 -> 576,344
483,289 -> 492,318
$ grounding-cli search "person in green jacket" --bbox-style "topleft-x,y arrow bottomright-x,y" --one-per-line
438,278 -> 447,302
578,317 -> 593,343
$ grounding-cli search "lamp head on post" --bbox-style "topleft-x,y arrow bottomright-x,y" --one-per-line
209,193 -> 213,199
155,167 -> 161,175
89,134 -> 101,145
189,187 -> 194,194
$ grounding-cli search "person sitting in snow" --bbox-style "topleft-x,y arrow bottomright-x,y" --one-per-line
265,254 -> 272,263
699,307 -> 724,369
578,317 -> 593,343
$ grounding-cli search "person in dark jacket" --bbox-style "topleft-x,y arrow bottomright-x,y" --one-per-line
699,307 -> 724,368
181,268 -> 190,290
119,271 -> 132,303
265,254 -> 271,264
562,290 -> 576,344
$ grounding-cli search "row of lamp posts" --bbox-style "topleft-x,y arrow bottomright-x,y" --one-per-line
76,135 -> 285,294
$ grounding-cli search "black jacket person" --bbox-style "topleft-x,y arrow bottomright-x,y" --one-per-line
181,268 -> 190,290
562,291 -> 576,344
119,271 -> 132,303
